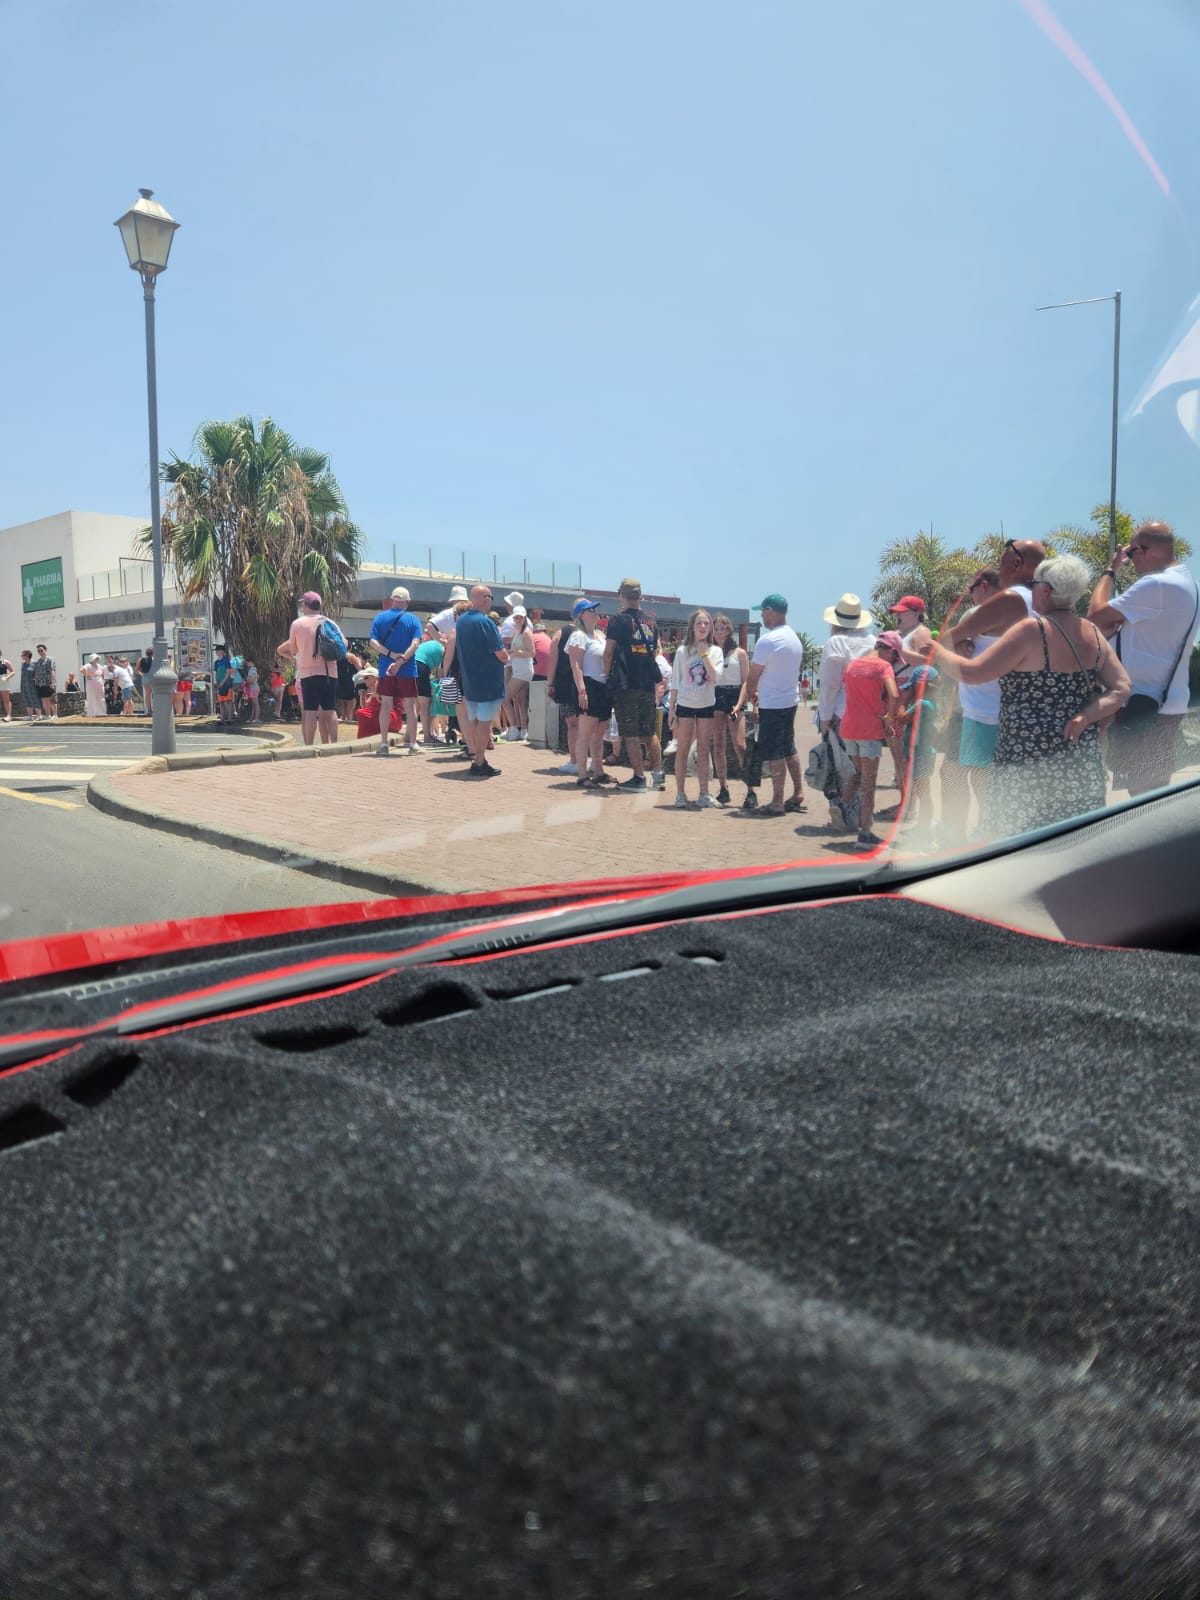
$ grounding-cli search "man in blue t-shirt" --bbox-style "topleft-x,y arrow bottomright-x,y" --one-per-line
444,584 -> 509,778
369,586 -> 423,756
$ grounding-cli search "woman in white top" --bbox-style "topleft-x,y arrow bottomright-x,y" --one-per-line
82,654 -> 107,717
711,615 -> 749,806
504,607 -> 535,740
668,610 -> 722,809
567,600 -> 614,787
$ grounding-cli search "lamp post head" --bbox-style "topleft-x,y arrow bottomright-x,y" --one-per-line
115,188 -> 180,278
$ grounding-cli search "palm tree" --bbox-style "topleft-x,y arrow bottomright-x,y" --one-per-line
870,531 -> 980,631
137,416 -> 364,673
794,631 -> 821,675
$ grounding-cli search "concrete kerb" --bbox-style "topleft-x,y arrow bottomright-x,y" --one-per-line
85,733 -> 435,900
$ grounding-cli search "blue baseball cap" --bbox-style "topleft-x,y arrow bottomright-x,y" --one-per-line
572,598 -> 599,619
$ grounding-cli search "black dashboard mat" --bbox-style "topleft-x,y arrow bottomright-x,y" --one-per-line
0,897 -> 1198,1598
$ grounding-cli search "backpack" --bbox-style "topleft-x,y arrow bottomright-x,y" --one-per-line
313,617 -> 347,663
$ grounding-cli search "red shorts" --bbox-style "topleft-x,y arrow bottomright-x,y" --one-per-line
377,675 -> 417,699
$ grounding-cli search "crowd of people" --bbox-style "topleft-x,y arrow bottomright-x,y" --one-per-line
815,522 -> 1197,847
6,521 -> 1192,855
271,578 -> 819,813
256,524 -> 1200,850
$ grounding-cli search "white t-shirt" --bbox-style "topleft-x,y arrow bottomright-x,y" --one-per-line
1111,565 -> 1199,715
568,630 -> 608,682
431,605 -> 459,637
671,645 -> 722,708
752,625 -> 804,710
112,664 -> 134,690
816,631 -> 876,721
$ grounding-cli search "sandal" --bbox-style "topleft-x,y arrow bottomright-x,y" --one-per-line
783,797 -> 807,814
758,804 -> 787,817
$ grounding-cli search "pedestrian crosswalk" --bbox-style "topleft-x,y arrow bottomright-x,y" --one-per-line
0,757 -> 131,782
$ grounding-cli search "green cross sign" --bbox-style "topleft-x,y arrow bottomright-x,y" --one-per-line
21,557 -> 64,614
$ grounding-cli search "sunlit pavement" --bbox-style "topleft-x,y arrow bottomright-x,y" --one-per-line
99,709 -> 1200,899
104,720 -> 884,895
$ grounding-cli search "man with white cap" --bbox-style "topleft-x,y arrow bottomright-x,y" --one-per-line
368,586 -> 423,756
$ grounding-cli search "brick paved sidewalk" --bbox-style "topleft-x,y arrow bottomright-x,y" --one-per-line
106,726 -> 876,895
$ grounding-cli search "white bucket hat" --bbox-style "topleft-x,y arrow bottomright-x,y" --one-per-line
503,591 -> 524,608
448,584 -> 469,603
822,592 -> 874,630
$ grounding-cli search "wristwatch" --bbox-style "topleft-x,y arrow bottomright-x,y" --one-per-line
1102,568 -> 1118,580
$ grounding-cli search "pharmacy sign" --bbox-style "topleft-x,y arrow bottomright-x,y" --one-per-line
21,557 -> 64,613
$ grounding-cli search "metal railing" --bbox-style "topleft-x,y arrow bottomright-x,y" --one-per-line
365,540 -> 581,592
77,556 -> 180,602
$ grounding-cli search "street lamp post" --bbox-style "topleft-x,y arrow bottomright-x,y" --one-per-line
115,189 -> 181,755
1036,291 -> 1122,559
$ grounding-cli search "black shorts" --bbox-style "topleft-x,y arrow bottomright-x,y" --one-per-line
416,663 -> 433,698
713,686 -> 740,715
37,686 -> 55,703
756,705 -> 797,762
300,675 -> 338,712
579,679 -> 613,721
674,703 -> 714,720
613,686 -> 656,739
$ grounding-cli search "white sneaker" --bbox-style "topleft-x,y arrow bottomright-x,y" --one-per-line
557,761 -> 578,775
506,729 -> 521,741
663,740 -> 678,756
695,793 -> 720,808
519,729 -> 529,741
650,769 -> 665,788
672,792 -> 690,809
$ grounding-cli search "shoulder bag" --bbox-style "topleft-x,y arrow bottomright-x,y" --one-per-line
1115,574 -> 1199,736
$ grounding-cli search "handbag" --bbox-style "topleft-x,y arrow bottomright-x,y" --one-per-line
1114,574 -> 1199,736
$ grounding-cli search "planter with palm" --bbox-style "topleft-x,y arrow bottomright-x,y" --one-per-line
136,415 -> 364,673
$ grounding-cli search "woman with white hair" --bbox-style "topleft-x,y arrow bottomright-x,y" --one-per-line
929,555 -> 1130,840
82,654 -> 107,717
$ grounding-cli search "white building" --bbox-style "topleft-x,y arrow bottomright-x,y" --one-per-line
0,510 -> 198,672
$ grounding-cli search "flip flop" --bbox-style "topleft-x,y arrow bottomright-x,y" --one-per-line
783,797 -> 807,814
757,804 -> 787,817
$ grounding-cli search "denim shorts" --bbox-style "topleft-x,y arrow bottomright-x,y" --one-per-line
843,737 -> 883,759
465,698 -> 504,723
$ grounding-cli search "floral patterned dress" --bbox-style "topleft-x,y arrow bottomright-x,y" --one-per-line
984,617 -> 1107,840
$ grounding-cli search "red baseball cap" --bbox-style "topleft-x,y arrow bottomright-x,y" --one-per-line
891,595 -> 925,613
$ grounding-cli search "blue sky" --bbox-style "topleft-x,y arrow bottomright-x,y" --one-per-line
2,0 -> 1197,639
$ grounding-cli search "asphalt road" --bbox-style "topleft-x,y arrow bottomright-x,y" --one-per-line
0,722 -> 381,941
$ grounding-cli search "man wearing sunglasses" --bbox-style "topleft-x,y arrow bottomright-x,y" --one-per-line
1088,522 -> 1199,796
932,539 -> 1046,660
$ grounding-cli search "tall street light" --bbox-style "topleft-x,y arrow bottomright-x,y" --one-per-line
115,188 -> 180,755
1036,291 -> 1122,559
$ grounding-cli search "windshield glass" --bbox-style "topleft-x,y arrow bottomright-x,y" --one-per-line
1,0 -> 1198,946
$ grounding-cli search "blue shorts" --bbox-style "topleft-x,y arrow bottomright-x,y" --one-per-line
465,698 -> 504,724
959,717 -> 999,767
843,738 -> 883,759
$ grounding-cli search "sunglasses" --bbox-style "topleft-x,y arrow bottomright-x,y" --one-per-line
968,578 -> 989,591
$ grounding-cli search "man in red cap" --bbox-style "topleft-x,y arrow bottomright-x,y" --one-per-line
890,596 -> 933,656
